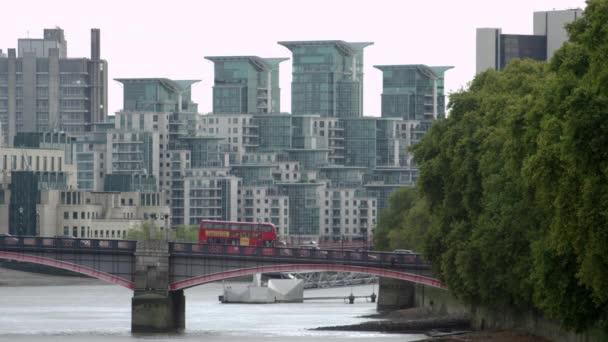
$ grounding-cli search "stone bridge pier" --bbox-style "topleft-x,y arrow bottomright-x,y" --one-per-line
131,240 -> 184,333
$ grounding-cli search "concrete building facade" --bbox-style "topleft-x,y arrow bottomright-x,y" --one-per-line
0,28 -> 108,145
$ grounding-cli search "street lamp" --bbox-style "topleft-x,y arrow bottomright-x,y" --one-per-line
161,213 -> 170,241
36,209 -> 40,236
18,206 -> 24,236
149,213 -> 158,240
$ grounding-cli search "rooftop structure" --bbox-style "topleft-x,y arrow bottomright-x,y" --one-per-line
205,56 -> 288,114
115,78 -> 200,113
278,40 -> 373,118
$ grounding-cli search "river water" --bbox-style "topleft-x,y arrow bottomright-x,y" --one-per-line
0,283 -> 425,341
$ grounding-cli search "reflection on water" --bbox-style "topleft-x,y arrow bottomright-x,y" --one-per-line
0,283 -> 425,341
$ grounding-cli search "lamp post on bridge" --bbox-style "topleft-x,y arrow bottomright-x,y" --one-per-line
36,208 -> 40,236
18,206 -> 24,236
161,213 -> 170,241
148,213 -> 158,240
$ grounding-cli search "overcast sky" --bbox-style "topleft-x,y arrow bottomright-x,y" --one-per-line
2,0 -> 587,116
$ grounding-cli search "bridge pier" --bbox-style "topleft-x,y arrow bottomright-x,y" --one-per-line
131,240 -> 185,333
132,289 -> 185,333
376,277 -> 415,312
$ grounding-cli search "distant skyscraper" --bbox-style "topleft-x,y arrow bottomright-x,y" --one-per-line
205,56 -> 287,114
278,40 -> 373,118
375,65 -> 453,121
0,28 -> 108,145
476,8 -> 582,74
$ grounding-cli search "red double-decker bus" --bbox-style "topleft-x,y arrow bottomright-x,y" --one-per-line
198,220 -> 277,247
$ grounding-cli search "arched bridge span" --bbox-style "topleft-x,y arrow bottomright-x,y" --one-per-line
170,263 -> 444,291
0,251 -> 135,289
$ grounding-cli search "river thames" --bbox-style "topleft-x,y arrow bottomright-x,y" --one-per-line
0,283 -> 425,341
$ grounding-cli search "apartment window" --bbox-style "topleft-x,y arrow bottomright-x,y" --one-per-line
63,227 -> 69,235
72,212 -> 78,219
64,212 -> 69,219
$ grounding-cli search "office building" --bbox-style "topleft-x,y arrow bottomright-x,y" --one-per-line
0,28 -> 108,145
205,56 -> 287,114
476,8 -> 582,73
278,40 -> 373,118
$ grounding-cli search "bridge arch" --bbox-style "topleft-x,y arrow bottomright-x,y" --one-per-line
0,251 -> 135,289
170,264 -> 444,291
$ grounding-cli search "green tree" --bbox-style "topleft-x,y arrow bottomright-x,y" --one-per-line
374,187 -> 417,250
379,0 -> 608,332
523,0 -> 608,330
126,223 -> 199,242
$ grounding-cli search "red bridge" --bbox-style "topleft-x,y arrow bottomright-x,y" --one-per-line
0,236 -> 442,333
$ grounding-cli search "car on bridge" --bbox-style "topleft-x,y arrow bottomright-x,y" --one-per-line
0,234 -> 18,245
296,245 -> 328,258
391,249 -> 418,264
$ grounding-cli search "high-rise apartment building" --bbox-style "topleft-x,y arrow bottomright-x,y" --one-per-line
278,40 -> 373,118
375,65 -> 453,121
476,8 -> 582,73
205,56 -> 287,114
0,28 -> 108,145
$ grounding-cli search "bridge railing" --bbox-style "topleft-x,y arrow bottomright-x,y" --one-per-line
169,242 -> 430,269
0,236 -> 137,252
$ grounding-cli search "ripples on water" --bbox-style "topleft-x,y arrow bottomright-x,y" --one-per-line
0,283 -> 425,341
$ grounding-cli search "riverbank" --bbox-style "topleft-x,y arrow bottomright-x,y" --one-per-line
0,266 -> 105,286
315,307 -> 549,341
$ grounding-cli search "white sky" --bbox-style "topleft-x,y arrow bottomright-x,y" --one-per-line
2,0 -> 586,116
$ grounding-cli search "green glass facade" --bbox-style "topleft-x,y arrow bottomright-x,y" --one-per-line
253,114 -> 292,152
9,171 -> 68,236
343,119 -> 377,168
175,136 -> 225,168
278,41 -> 372,118
375,64 -> 453,120
206,56 -> 287,114
13,131 -> 75,164
230,164 -> 275,186
103,174 -> 157,192
318,166 -> 366,188
278,182 -> 322,236
115,78 -> 199,113
286,149 -> 329,170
